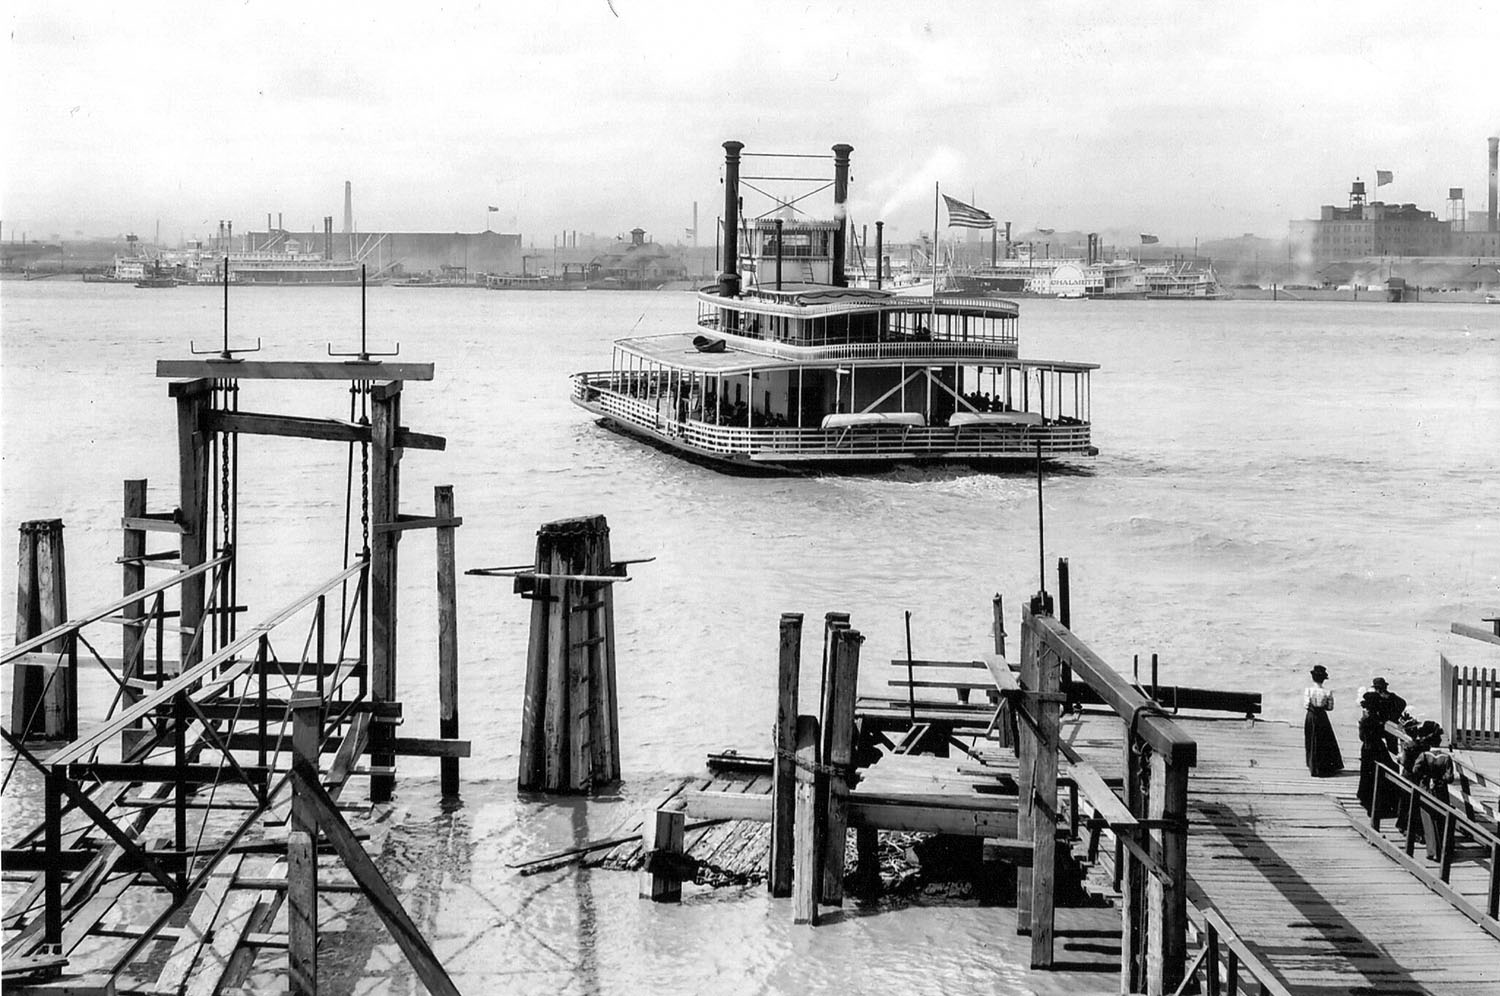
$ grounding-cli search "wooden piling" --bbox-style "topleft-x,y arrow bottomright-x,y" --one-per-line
853,826 -> 881,899
1146,749 -> 1189,994
11,519 -> 74,742
1028,606 -> 1061,968
172,379 -> 212,675
288,693 -> 320,996
121,481 -> 147,723
368,381 -> 403,803
1122,737 -> 1148,994
518,515 -> 621,792
992,593 -> 1006,657
820,626 -> 862,906
434,486 -> 460,797
792,714 -> 821,925
641,805 -> 686,903
1016,607 -> 1037,934
769,612 -> 803,897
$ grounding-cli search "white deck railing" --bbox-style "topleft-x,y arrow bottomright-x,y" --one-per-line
572,376 -> 1093,459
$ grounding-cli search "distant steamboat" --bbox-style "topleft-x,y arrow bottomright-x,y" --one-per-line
570,140 -> 1099,473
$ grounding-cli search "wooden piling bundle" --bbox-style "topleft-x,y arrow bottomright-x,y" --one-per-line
10,518 -> 75,742
517,515 -> 622,792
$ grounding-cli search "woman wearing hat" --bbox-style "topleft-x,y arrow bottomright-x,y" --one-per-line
1356,689 -> 1404,817
1303,665 -> 1343,777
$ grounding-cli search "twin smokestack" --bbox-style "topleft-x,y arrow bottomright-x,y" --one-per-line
718,141 -> 852,297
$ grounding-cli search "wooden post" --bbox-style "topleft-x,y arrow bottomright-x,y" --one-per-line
641,805 -> 685,903
992,593 -> 1007,657
288,693 -> 321,996
434,486 -> 460,797
792,714 -> 821,925
770,612 -> 803,897
818,611 -> 850,733
10,519 -> 73,742
1122,735 -> 1147,993
173,380 -> 212,676
1016,605 -> 1037,933
1028,605 -> 1060,968
853,826 -> 881,899
1057,557 -> 1070,629
369,381 -> 402,802
1146,749 -> 1189,993
121,481 -> 147,729
820,626 -> 862,906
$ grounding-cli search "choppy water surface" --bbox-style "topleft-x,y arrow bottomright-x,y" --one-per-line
2,281 -> 1497,993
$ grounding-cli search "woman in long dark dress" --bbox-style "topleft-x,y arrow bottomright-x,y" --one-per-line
1356,690 -> 1397,815
1303,665 -> 1343,776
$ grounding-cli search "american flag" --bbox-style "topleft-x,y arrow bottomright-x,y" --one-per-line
942,194 -> 995,229
1376,170 -> 1393,186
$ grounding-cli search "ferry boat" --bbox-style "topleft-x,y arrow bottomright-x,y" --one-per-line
1143,261 -> 1227,299
570,141 -> 1099,472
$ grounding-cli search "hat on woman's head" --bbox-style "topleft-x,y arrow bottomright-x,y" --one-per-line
1361,691 -> 1382,710
1371,676 -> 1388,689
1310,665 -> 1328,680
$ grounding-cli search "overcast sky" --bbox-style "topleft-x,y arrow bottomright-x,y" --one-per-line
4,1 -> 1497,246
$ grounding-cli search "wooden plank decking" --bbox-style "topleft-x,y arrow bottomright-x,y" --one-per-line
1051,711 -> 1499,995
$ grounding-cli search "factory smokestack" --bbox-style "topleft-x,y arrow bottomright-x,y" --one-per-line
343,181 -> 353,236
1488,136 -> 1498,233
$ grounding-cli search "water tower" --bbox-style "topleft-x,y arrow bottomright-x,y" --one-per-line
1447,188 -> 1466,231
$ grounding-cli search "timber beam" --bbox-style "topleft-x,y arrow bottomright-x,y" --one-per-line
158,360 -> 435,382
200,410 -> 445,451
61,763 -> 270,786
1030,615 -> 1197,766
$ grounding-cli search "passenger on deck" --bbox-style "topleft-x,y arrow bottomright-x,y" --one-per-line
1303,665 -> 1343,777
1356,691 -> 1398,817
1369,676 -> 1408,753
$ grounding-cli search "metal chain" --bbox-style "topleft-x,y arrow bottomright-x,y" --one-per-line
359,386 -> 371,553
772,743 -> 859,784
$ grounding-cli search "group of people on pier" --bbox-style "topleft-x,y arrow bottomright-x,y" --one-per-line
1302,666 -> 1455,817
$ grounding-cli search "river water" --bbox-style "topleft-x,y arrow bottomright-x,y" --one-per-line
2,280 -> 1497,993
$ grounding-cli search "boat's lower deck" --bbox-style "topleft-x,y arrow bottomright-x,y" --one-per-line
573,380 -> 1096,470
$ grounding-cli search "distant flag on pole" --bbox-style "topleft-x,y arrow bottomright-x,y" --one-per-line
488,205 -> 500,212
1376,170 -> 1393,186
942,194 -> 995,229
1140,234 -> 1160,245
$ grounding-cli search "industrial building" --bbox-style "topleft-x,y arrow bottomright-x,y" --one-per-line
1291,137 -> 1500,266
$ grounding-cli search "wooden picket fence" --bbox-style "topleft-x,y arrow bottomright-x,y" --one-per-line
1441,656 -> 1500,751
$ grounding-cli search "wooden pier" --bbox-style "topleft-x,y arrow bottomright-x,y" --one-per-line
587,592 -> 1499,996
3,353 -> 472,995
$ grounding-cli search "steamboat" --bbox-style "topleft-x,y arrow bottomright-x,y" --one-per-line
570,141 -> 1099,472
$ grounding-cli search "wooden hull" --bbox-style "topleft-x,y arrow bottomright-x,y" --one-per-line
574,388 -> 1096,474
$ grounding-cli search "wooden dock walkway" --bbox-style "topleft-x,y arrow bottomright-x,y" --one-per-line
1035,711 -> 1499,995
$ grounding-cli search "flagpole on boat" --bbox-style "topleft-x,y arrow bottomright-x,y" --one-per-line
931,182 -> 940,330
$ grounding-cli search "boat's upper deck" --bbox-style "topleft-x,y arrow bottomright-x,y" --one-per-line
693,283 -> 1022,359
611,330 -> 1097,376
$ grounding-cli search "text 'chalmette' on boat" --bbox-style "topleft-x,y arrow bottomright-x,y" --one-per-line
570,140 -> 1100,471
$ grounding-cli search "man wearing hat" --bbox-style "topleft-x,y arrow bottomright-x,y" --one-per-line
1369,676 -> 1407,753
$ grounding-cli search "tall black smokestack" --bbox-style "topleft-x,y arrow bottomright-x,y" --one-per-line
324,216 -> 333,260
343,181 -> 353,235
832,143 -> 852,287
719,141 -> 743,297
1489,136 -> 1498,233
875,220 -> 884,289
